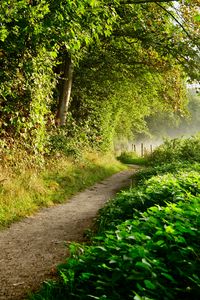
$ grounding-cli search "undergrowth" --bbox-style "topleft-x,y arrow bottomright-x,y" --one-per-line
30,168 -> 200,300
149,135 -> 200,165
30,173 -> 200,299
29,136 -> 200,299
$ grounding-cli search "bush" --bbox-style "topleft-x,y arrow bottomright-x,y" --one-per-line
149,136 -> 200,165
97,170 -> 200,232
117,151 -> 148,165
31,168 -> 200,300
32,196 -> 200,300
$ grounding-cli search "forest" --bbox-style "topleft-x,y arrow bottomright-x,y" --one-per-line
0,0 -> 200,299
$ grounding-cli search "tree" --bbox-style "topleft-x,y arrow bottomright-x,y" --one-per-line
0,0 -> 199,153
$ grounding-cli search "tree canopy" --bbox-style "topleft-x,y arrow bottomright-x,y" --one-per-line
0,0 -> 199,155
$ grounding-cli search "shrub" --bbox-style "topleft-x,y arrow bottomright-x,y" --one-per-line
30,146 -> 200,300
32,196 -> 200,300
97,170 -> 200,233
149,136 -> 200,165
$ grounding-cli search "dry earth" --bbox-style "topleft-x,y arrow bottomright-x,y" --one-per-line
0,167 -> 139,300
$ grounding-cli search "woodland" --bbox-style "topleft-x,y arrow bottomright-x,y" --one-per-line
0,0 -> 200,160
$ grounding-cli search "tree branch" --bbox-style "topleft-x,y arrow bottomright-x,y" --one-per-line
156,3 -> 200,52
156,3 -> 191,39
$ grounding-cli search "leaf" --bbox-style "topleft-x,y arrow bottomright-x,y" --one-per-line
134,293 -> 143,300
194,15 -> 200,21
49,51 -> 57,58
89,0 -> 99,7
156,240 -> 165,246
80,272 -> 92,280
161,272 -> 176,283
135,261 -> 150,270
144,280 -> 156,290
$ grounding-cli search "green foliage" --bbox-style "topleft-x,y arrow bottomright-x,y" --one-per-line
30,136 -> 200,299
72,53 -> 189,150
150,135 -> 200,165
144,89 -> 200,140
30,168 -> 200,300
97,170 -> 200,232
134,161 -> 200,183
117,151 -> 148,165
1,0 -> 199,155
0,0 -> 118,153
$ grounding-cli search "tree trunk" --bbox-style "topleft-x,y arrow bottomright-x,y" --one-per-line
56,53 -> 74,126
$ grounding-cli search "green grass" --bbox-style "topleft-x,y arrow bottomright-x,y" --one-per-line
0,152 -> 126,229
117,151 -> 148,166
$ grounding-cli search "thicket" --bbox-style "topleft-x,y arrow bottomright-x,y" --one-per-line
149,135 -> 200,165
30,137 -> 200,300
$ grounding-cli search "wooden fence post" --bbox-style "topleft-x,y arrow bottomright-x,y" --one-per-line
141,143 -> 144,157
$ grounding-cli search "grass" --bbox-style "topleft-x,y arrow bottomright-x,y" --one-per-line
117,151 -> 148,166
0,152 -> 126,229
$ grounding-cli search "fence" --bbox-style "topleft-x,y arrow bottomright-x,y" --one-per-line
131,143 -> 153,157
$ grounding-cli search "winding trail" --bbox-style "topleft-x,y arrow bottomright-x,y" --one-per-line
0,167 -> 139,300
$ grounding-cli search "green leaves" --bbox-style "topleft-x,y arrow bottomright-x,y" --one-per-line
30,150 -> 200,300
46,188 -> 199,299
150,136 -> 200,165
0,26 -> 9,42
194,14 -> 200,21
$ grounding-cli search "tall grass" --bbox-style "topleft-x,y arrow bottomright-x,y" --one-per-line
0,152 -> 126,229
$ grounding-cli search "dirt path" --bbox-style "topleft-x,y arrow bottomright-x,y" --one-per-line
0,168 -> 139,300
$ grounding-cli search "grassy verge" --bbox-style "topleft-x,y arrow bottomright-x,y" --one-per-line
117,151 -> 148,166
0,152 -> 126,229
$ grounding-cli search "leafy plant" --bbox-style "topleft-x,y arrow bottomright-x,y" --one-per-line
31,192 -> 200,300
149,136 -> 200,165
97,169 -> 200,233
30,161 -> 200,300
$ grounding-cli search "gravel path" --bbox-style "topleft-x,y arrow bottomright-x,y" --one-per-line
0,168 -> 138,300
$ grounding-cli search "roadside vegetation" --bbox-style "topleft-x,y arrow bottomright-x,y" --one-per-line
0,152 -> 125,229
117,151 -> 148,166
30,136 -> 200,300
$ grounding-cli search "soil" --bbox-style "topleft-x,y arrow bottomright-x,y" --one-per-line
0,167 -> 139,300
